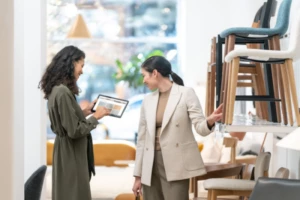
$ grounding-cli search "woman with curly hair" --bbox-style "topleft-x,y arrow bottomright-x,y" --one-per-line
39,45 -> 110,200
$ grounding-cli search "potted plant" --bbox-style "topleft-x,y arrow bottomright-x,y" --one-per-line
113,50 -> 164,94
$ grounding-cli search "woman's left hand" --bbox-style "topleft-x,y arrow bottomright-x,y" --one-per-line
80,99 -> 97,117
206,103 -> 223,127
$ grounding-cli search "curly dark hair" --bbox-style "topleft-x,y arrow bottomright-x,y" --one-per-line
39,45 -> 85,99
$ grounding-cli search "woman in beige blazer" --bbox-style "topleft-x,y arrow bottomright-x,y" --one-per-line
132,56 -> 223,200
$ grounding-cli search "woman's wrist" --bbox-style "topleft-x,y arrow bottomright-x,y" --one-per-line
82,108 -> 87,116
92,113 -> 100,119
206,120 -> 215,130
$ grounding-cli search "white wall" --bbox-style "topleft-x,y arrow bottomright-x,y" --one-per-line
24,0 -> 47,181
0,0 -> 47,199
14,0 -> 25,198
0,0 -> 14,199
179,0 -> 263,87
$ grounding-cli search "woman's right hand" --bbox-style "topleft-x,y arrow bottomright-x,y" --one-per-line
92,106 -> 110,120
132,176 -> 142,196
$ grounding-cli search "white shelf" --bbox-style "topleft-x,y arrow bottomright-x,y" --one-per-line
218,114 -> 297,133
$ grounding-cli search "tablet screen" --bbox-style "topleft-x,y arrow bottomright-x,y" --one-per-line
92,95 -> 129,118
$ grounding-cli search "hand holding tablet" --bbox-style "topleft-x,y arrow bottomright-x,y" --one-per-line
92,106 -> 110,120
92,94 -> 129,118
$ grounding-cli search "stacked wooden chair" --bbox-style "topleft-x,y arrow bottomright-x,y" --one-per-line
209,0 -> 295,125
205,36 -> 268,120
223,4 -> 300,126
205,0 -> 276,120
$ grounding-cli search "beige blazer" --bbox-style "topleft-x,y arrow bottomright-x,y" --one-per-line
133,83 -> 213,186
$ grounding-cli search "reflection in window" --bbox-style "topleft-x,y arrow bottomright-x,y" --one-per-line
47,0 -> 179,141
77,64 -> 116,102
48,0 -> 177,39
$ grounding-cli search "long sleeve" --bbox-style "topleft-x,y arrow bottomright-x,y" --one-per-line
57,92 -> 99,139
186,88 -> 214,136
133,100 -> 147,177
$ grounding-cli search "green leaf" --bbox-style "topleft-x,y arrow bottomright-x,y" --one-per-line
113,49 -> 165,92
146,50 -> 164,58
115,59 -> 124,72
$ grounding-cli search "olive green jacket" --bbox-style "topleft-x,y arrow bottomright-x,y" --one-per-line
48,84 -> 98,200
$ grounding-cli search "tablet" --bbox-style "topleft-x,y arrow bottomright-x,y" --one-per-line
92,94 -> 129,118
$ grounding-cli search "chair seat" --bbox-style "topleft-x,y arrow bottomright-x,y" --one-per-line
220,27 -> 283,38
249,178 -> 300,200
220,0 -> 292,38
204,179 -> 256,190
225,48 -> 293,63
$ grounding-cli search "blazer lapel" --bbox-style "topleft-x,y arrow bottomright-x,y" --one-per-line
145,90 -> 159,144
160,83 -> 182,135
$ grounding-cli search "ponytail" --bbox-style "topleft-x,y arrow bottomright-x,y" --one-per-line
170,71 -> 184,86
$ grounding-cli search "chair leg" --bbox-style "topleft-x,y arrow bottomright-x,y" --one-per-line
206,64 -> 211,117
255,63 -> 269,120
281,63 -> 293,125
207,190 -> 212,200
210,38 -> 217,116
252,73 -> 264,119
228,57 -> 240,125
269,37 -> 282,123
220,37 -> 229,106
286,59 -> 300,126
221,37 -> 229,123
278,63 -> 288,125
273,35 -> 288,125
271,65 -> 281,122
193,178 -> 198,198
222,35 -> 236,124
211,190 -> 217,200
189,178 -> 194,194
225,61 -> 232,124
210,65 -> 216,115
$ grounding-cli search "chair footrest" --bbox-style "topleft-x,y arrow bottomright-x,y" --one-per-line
218,37 -> 267,44
240,56 -> 286,64
235,95 -> 281,101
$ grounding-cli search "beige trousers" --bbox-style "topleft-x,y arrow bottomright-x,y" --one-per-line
142,151 -> 189,200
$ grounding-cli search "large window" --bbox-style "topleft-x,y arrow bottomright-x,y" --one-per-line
47,0 -> 178,141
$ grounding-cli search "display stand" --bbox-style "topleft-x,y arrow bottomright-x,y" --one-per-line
218,115 -> 297,133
